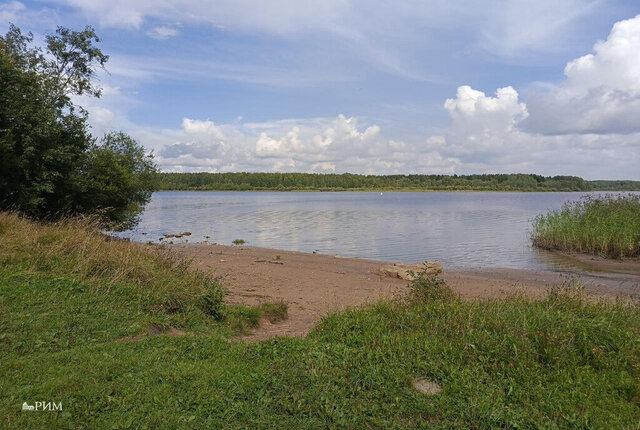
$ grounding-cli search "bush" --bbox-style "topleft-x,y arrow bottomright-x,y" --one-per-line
77,132 -> 157,230
407,270 -> 456,303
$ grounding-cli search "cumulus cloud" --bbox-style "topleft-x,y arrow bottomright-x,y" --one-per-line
442,86 -> 528,155
160,119 -> 227,159
413,15 -> 640,179
423,81 -> 640,178
255,132 -> 290,158
82,76 -> 638,179
120,114 -> 462,174
153,115 -> 388,171
521,14 -> 640,135
64,8 -> 639,179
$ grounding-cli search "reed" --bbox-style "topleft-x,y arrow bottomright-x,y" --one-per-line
532,194 -> 640,258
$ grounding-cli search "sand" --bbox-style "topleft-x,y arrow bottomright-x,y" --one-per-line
168,244 -> 640,340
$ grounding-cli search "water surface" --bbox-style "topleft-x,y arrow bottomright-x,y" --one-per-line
118,191 -> 637,271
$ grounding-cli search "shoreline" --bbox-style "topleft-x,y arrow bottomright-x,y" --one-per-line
168,243 -> 640,340
154,189 -> 626,193
536,249 -> 640,275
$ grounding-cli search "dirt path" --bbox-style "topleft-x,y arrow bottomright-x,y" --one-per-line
169,244 -> 640,340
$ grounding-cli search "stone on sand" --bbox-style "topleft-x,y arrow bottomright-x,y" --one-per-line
380,261 -> 443,281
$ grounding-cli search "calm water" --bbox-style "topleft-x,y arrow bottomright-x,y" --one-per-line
118,191 -> 637,271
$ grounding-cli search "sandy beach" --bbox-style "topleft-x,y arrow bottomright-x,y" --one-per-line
169,243 -> 640,340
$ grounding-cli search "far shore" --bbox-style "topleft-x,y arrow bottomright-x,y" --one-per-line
154,188 -> 635,193
167,242 -> 640,340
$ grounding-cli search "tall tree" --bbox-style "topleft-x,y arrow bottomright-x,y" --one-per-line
0,25 -> 156,229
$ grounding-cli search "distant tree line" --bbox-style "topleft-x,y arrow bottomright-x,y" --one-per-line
0,25 -> 157,230
155,172 -> 603,192
589,180 -> 640,191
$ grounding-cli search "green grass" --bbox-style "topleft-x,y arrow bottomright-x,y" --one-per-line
225,302 -> 288,333
232,238 -> 246,246
532,194 -> 640,258
1,213 -> 639,428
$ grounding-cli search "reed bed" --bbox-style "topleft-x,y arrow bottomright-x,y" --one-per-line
532,194 -> 640,258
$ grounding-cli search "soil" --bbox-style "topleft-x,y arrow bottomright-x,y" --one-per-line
168,244 -> 640,341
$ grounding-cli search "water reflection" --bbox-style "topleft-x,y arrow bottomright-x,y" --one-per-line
117,191 -> 638,272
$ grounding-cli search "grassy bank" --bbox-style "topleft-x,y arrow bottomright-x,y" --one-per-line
532,194 -> 640,258
1,213 -> 639,428
0,212 -> 289,341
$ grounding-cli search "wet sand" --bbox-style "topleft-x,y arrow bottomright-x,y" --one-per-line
169,244 -> 640,340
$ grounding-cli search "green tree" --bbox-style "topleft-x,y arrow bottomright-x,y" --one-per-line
0,24 -> 156,229
1,24 -> 108,98
78,132 -> 157,230
0,34 -> 89,218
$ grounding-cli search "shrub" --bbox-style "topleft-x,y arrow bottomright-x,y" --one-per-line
407,270 -> 456,303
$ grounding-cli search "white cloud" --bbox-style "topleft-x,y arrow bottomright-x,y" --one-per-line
52,0 -> 350,33
522,14 -> 640,135
422,82 -> 640,179
478,0 -> 599,57
311,162 -> 336,172
146,26 -> 180,40
443,85 -> 528,155
0,1 -> 58,32
78,84 -> 639,178
43,0 -> 609,81
0,1 -> 25,23
181,118 -> 225,139
388,140 -> 405,150
418,15 -> 640,179
60,8 -> 640,179
255,132 -> 289,158
130,114 -> 437,174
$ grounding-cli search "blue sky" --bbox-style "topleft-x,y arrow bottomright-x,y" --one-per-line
2,0 -> 640,178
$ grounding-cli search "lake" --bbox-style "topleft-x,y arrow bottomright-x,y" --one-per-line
117,191 -> 636,271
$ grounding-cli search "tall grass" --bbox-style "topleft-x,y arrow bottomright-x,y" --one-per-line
0,211 -> 226,320
532,194 -> 640,258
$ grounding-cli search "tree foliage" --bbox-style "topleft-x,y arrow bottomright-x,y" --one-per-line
155,172 -> 594,192
0,24 -> 155,229
78,132 -> 157,230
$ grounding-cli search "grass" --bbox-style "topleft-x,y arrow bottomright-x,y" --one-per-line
532,194 -> 640,258
1,212 -> 639,428
225,302 -> 288,333
232,238 -> 246,246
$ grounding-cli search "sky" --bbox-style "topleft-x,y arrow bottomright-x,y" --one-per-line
2,0 -> 640,179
